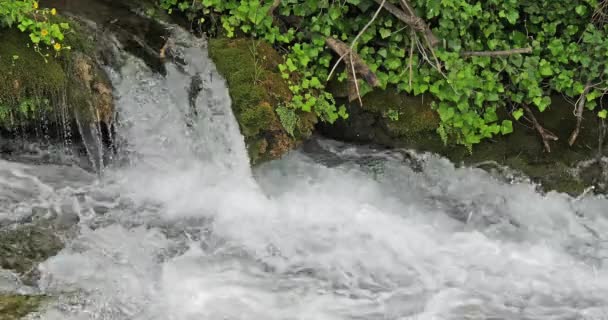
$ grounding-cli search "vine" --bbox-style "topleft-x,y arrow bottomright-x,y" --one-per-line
160,0 -> 608,150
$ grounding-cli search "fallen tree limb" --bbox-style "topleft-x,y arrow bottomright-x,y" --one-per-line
569,83 -> 592,146
523,104 -> 558,152
326,37 -> 380,102
461,47 -> 532,57
372,0 -> 439,47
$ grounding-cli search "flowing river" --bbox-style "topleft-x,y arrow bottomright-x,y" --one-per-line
2,28 -> 608,320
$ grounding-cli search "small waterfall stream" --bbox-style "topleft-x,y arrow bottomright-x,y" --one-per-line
1,26 -> 608,320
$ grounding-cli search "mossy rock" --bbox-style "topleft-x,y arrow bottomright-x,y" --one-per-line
0,295 -> 47,320
320,90 -> 603,195
0,226 -> 63,275
0,25 -> 114,142
0,30 -> 66,103
208,38 -> 317,164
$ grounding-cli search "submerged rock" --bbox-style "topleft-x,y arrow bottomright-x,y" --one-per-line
0,295 -> 46,320
208,38 -> 317,164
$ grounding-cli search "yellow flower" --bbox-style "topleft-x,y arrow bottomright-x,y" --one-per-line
40,29 -> 48,36
33,1 -> 38,9
54,43 -> 61,51
51,8 -> 57,15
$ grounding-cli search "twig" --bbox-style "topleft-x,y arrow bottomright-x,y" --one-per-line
268,0 -> 281,16
350,54 -> 363,106
373,0 -> 439,47
461,47 -> 532,57
327,0 -> 386,82
569,83 -> 592,146
408,31 -> 415,89
326,38 -> 380,102
523,104 -> 558,152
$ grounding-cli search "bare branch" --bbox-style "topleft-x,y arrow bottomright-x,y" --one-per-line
461,47 -> 532,57
327,0 -> 386,82
523,104 -> 558,153
372,0 -> 439,47
569,83 -> 592,146
326,38 -> 380,102
408,31 -> 415,89
268,0 -> 281,16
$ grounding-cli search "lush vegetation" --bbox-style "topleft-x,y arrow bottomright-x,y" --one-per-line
159,0 -> 608,150
0,0 -> 69,53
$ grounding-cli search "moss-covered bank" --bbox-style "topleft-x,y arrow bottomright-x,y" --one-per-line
208,38 -> 317,164
320,90 -> 605,195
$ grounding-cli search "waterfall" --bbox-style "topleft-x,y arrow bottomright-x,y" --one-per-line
0,25 -> 607,320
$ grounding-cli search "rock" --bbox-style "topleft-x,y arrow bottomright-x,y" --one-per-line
208,38 -> 317,164
319,90 -> 604,195
0,295 -> 46,320
0,23 -> 115,157
0,226 -> 63,275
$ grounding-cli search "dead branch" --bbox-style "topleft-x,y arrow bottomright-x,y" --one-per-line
408,30 -> 415,89
599,118 -> 606,161
461,47 -> 532,57
373,0 -> 439,47
326,37 -> 380,102
349,54 -> 363,105
523,104 -> 558,153
569,83 -> 592,146
268,0 -> 281,16
327,0 -> 386,84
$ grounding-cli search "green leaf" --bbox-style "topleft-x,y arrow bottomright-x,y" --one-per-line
500,120 -> 513,135
539,60 -> 553,76
512,108 -> 524,120
379,28 -> 391,39
29,33 -> 40,44
575,5 -> 587,16
599,110 -> 608,119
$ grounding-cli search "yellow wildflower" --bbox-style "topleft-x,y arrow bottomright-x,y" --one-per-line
33,1 -> 38,9
54,43 -> 61,51
40,29 -> 48,36
51,8 -> 57,15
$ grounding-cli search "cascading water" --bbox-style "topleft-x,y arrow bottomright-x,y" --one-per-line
2,26 -> 608,320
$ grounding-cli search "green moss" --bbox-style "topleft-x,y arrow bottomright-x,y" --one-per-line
0,23 -> 114,132
362,88 -> 439,137
0,295 -> 47,320
209,38 -> 315,163
0,226 -> 64,274
0,29 -> 67,102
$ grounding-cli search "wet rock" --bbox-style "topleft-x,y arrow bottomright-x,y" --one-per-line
0,295 -> 46,320
319,92 -> 606,195
0,226 -> 63,275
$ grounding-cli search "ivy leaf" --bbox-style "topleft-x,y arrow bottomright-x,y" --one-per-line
386,58 -> 401,70
598,110 -> 607,119
379,28 -> 391,39
500,120 -> 513,135
575,5 -> 587,16
438,104 -> 455,121
29,33 -> 41,44
329,7 -> 341,20
539,60 -> 553,76
512,108 -> 524,120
